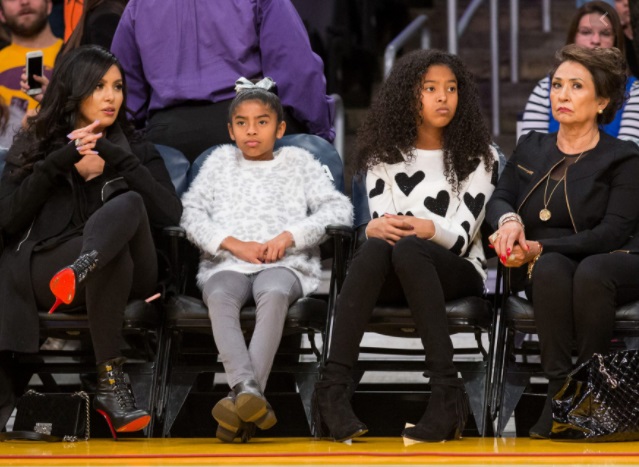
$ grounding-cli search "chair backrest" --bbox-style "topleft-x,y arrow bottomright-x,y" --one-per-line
154,144 -> 190,197
187,134 -> 345,193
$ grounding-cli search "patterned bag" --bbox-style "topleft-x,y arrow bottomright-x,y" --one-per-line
551,350 -> 639,442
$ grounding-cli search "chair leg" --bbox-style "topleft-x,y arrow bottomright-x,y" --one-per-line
495,328 -> 528,436
497,369 -> 528,436
162,371 -> 199,437
128,362 -> 156,438
460,363 -> 486,436
295,362 -> 320,433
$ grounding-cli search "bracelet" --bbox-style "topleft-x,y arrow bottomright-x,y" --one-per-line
527,242 -> 543,280
498,212 -> 525,230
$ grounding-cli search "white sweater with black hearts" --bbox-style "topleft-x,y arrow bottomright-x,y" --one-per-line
366,147 -> 498,280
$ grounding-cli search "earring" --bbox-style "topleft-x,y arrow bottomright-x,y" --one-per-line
598,109 -> 603,114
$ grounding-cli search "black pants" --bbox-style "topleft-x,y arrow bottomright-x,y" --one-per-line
327,236 -> 484,377
30,192 -> 158,364
146,100 -> 308,163
532,252 -> 639,381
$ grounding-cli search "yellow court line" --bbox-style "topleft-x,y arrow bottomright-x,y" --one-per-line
1,438 -> 639,466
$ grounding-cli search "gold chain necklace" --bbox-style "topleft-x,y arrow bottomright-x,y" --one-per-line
539,151 -> 585,222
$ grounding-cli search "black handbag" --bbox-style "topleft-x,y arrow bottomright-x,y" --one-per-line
550,350 -> 639,442
0,390 -> 90,442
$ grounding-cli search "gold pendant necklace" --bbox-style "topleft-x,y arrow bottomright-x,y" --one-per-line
539,150 -> 585,222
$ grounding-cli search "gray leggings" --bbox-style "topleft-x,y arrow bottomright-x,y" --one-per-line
202,268 -> 303,391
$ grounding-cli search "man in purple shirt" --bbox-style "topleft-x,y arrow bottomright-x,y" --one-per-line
111,0 -> 335,162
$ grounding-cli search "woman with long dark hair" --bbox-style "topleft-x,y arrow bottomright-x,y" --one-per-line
0,45 -> 181,438
312,49 -> 498,443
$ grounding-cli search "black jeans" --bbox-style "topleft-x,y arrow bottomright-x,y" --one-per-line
31,192 -> 158,364
327,236 -> 484,377
532,252 -> 639,381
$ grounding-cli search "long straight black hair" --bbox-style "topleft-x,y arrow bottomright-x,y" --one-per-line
15,45 -> 134,171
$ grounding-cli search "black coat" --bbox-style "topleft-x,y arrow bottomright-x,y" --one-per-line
0,126 -> 182,353
486,131 -> 639,255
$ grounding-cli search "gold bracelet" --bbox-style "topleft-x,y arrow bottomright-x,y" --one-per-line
527,242 -> 543,280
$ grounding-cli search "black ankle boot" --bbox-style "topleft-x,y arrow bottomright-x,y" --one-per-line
529,379 -> 565,439
93,357 -> 150,439
49,250 -> 99,313
402,376 -> 469,442
311,365 -> 368,442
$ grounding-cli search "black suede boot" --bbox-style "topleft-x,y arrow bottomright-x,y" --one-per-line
311,364 -> 368,442
529,379 -> 565,439
93,357 -> 150,439
402,376 -> 469,442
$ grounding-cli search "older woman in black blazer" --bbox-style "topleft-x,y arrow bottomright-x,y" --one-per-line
487,44 -> 639,439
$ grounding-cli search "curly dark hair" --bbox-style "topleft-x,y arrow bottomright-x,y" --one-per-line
355,49 -> 493,193
550,44 -> 627,126
11,45 -> 136,173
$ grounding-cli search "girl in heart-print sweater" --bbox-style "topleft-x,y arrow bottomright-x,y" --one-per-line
312,49 -> 498,444
366,143 -> 499,281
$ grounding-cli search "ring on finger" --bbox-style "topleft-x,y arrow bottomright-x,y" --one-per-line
75,138 -> 83,147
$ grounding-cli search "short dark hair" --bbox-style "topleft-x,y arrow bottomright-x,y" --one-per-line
227,87 -> 284,124
550,44 -> 627,125
565,1 -> 625,55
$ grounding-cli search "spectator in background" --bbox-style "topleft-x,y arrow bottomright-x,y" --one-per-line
60,0 -> 126,56
111,0 -> 334,162
615,0 -> 638,77
19,0 -> 127,103
520,2 -> 639,143
63,0 -> 81,41
0,0 -> 62,148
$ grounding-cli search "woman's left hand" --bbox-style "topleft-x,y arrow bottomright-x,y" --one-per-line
501,240 -> 541,268
263,231 -> 294,263
385,214 -> 435,239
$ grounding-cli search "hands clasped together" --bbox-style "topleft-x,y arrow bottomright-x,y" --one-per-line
67,120 -> 105,181
488,218 -> 542,268
222,231 -> 295,265
365,214 -> 435,245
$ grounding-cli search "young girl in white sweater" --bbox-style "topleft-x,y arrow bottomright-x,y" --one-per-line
312,50 -> 498,443
180,78 -> 352,442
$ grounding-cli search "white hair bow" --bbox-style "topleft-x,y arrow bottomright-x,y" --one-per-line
234,77 -> 276,93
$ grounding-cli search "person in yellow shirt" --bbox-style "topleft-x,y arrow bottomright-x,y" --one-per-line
0,0 -> 62,148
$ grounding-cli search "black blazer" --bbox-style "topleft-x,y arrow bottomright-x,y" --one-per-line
486,131 -> 639,255
0,126 -> 182,353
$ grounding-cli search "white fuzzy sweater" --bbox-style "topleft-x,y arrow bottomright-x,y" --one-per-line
180,145 -> 353,295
